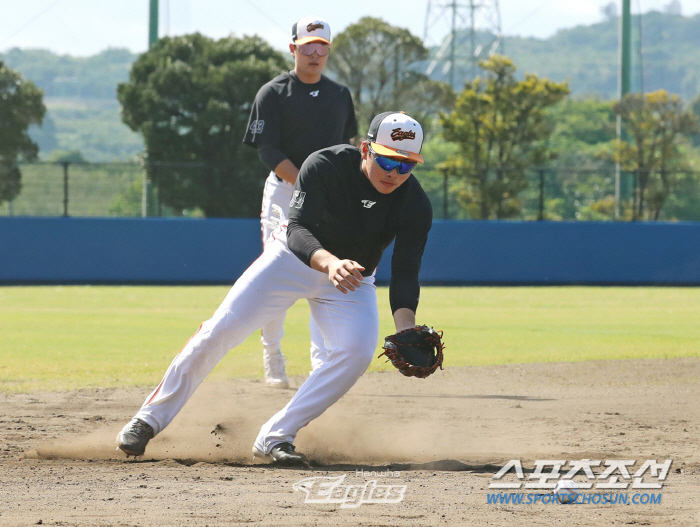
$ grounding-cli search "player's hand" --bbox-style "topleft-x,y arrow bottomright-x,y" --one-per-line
327,259 -> 365,294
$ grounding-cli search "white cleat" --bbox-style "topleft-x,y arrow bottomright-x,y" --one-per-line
265,377 -> 290,389
263,350 -> 289,389
252,445 -> 271,462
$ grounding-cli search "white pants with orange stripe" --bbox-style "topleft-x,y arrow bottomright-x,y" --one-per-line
133,231 -> 379,453
260,172 -> 327,369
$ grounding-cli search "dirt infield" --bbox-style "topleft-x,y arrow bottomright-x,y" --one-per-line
2,358 -> 699,526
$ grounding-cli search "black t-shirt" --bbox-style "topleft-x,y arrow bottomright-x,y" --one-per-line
287,145 -> 433,313
242,71 -> 358,171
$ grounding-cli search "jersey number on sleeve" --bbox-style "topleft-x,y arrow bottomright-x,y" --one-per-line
290,191 -> 306,209
249,120 -> 265,134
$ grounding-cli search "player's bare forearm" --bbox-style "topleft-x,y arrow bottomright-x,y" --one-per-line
310,249 -> 365,294
392,308 -> 416,332
273,159 -> 300,185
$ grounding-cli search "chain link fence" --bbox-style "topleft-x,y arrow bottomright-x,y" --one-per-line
2,162 -> 700,221
1,163 -> 146,218
426,167 -> 700,222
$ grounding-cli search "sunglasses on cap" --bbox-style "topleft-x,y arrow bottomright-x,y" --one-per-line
367,144 -> 417,175
295,42 -> 330,56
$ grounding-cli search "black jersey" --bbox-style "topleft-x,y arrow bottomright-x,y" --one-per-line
242,71 -> 357,171
287,145 -> 433,313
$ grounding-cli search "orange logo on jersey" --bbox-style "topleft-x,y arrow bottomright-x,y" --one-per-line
391,128 -> 416,141
307,23 -> 325,32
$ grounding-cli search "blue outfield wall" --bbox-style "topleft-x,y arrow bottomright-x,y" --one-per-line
1,217 -> 700,285
0,217 -> 262,284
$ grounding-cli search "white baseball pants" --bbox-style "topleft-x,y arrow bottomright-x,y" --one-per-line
133,233 -> 379,453
260,172 -> 327,367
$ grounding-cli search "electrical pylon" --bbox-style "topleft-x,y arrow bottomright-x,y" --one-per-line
424,0 -> 502,89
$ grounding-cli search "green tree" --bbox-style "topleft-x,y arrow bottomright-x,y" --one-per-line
117,33 -> 288,217
326,17 -> 454,134
548,97 -> 617,151
531,97 -> 618,221
440,55 -> 569,219
689,92 -> 700,148
611,90 -> 698,220
46,149 -> 87,163
109,179 -> 143,217
0,59 -> 45,205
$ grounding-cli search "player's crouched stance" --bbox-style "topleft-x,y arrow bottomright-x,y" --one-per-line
116,111 -> 433,466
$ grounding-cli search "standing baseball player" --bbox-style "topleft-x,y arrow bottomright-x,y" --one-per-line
243,15 -> 357,388
117,111 -> 433,466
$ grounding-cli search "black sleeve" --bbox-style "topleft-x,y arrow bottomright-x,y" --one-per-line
343,89 -> 358,142
287,222 -> 324,267
286,152 -> 333,266
389,186 -> 433,314
242,83 -> 282,149
257,143 -> 288,173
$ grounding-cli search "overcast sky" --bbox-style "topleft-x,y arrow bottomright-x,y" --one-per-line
1,0 -> 699,56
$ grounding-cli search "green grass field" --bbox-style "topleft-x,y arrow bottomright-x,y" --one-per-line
1,285 -> 699,393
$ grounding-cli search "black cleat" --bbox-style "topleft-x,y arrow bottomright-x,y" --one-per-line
270,442 -> 309,467
253,442 -> 309,467
116,418 -> 154,457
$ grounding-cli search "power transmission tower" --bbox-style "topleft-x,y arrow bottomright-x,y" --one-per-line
424,0 -> 502,90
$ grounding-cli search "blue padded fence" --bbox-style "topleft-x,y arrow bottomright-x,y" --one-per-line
1,217 -> 699,285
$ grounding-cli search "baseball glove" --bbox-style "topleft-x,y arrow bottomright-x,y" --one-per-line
379,325 -> 444,379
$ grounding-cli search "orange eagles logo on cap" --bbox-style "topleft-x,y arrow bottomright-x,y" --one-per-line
307,22 -> 325,32
390,128 -> 416,141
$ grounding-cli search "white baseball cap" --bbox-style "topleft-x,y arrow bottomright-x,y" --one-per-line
292,16 -> 331,45
366,111 -> 424,163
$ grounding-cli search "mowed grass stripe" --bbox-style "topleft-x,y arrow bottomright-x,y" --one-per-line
0,286 -> 698,393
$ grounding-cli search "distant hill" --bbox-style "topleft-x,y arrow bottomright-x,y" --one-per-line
1,47 -> 137,99
425,10 -> 700,102
1,48 -> 143,161
3,10 -> 700,161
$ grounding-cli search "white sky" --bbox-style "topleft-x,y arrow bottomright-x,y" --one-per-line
1,0 -> 699,56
